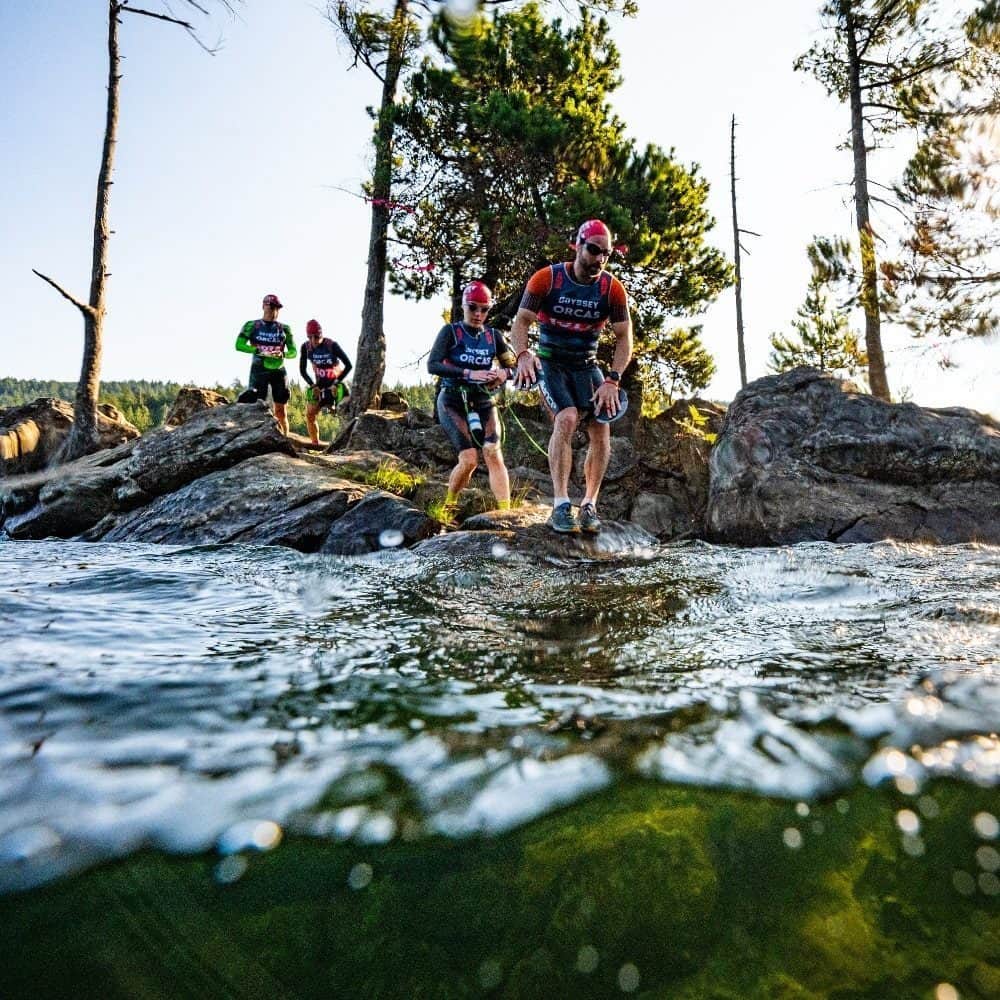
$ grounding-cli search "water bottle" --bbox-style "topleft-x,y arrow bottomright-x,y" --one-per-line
467,410 -> 483,436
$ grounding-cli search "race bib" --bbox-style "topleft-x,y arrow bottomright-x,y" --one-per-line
257,344 -> 285,358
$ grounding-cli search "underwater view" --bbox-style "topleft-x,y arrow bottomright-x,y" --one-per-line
1,538 -> 998,998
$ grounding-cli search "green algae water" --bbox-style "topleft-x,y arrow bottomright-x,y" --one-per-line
1,539 -> 998,998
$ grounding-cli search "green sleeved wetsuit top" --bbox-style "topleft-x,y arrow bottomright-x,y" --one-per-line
235,320 -> 297,371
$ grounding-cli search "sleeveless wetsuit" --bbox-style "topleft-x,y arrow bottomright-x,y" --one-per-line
519,263 -> 628,414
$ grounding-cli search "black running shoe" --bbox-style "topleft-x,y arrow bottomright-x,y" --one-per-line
578,502 -> 602,534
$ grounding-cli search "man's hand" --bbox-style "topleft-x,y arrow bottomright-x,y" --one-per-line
466,369 -> 495,384
592,380 -> 620,418
514,350 -> 542,389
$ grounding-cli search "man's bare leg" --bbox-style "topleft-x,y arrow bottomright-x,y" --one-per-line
548,408 -> 578,500
274,402 -> 290,436
582,421 -> 611,505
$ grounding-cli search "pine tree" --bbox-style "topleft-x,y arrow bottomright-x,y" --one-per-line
770,239 -> 867,381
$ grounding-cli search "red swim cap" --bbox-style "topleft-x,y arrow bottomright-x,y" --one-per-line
306,319 -> 322,336
462,280 -> 493,306
576,220 -> 612,245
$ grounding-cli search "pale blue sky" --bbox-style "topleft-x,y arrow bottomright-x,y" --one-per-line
3,0 -> 996,414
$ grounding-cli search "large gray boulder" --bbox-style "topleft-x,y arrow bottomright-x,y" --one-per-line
707,367 -> 1000,545
85,452 -> 371,549
332,409 -> 454,468
0,397 -> 140,477
0,402 -> 293,540
320,491 -> 440,555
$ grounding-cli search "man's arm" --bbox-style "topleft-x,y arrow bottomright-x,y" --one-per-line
299,346 -> 312,386
592,315 -> 633,418
235,322 -> 256,354
283,326 -> 297,359
609,317 -> 634,376
510,308 -> 543,388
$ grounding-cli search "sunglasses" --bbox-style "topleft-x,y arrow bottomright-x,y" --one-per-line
467,303 -> 490,313
583,241 -> 612,258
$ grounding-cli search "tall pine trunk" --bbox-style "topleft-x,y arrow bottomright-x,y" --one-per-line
63,1 -> 120,460
730,115 -> 748,389
844,3 -> 890,401
346,0 -> 408,417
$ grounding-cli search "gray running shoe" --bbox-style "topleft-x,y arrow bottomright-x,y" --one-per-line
578,502 -> 602,534
547,502 -> 579,534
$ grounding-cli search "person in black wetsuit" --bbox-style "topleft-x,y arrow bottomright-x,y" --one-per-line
235,293 -> 297,435
299,319 -> 352,445
427,281 -> 517,513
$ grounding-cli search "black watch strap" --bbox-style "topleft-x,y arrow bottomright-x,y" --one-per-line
606,370 -> 621,383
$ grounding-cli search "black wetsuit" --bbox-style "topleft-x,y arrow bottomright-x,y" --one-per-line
300,338 -> 352,408
427,322 -> 515,452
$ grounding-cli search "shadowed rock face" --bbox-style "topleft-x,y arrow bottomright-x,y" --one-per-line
0,398 -> 139,477
707,367 -> 1000,545
0,403 -> 294,540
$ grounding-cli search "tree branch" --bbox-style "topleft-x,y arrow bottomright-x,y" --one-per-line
120,5 -> 195,30
32,269 -> 93,316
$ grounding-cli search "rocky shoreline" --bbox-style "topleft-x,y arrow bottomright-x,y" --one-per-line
1,368 -> 998,556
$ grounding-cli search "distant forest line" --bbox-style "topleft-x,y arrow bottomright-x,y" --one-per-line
0,377 -> 438,438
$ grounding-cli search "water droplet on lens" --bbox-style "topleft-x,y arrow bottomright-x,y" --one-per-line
979,872 -> 1000,896
896,810 -> 920,835
618,963 -> 640,993
976,846 -> 1000,872
783,828 -> 803,850
379,529 -> 404,549
491,543 -> 509,559
478,959 -> 502,989
973,812 -> 999,840
918,795 -> 940,818
576,945 -> 599,974
935,984 -> 959,1000
214,855 -> 248,885
952,870 -> 976,896
347,862 -> 373,890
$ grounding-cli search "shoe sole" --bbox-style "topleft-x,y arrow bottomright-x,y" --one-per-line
547,521 -> 579,534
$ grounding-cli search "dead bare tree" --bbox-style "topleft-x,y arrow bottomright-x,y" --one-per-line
33,1 -> 234,463
730,115 -> 760,390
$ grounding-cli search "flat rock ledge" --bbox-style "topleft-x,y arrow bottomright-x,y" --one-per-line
707,367 -> 1000,546
413,505 -> 659,562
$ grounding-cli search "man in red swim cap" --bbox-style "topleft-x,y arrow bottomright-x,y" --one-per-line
510,220 -> 633,535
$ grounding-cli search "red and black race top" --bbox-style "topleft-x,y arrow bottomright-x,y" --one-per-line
520,263 -> 628,367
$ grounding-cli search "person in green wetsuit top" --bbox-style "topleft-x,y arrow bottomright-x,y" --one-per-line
235,292 -> 297,435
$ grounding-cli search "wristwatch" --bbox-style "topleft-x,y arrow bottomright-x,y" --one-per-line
606,370 -> 621,383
